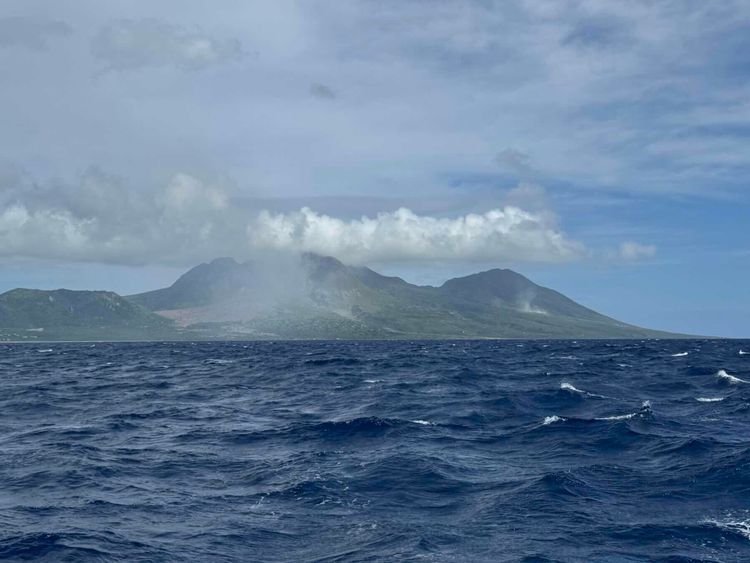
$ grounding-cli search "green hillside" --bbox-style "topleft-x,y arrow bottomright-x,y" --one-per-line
127,254 -> 687,340
0,289 -> 180,341
0,255 -> 689,341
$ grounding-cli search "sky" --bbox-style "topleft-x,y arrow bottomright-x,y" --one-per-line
0,0 -> 748,337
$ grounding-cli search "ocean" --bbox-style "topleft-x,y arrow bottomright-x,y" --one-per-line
1,339 -> 749,562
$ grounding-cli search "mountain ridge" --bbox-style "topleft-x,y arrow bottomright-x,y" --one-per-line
127,253 -> 688,340
0,253 -> 693,341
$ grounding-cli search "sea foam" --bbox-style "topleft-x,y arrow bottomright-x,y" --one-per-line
595,401 -> 651,421
560,382 -> 584,394
542,415 -> 565,425
705,517 -> 750,540
717,369 -> 748,384
560,382 -> 606,398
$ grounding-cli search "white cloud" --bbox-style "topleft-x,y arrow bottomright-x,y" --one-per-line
91,18 -> 244,71
0,169 -> 582,266
619,241 -> 656,261
0,170 -> 242,264
248,206 -> 583,264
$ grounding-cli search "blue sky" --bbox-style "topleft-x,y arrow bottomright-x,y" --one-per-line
0,0 -> 748,336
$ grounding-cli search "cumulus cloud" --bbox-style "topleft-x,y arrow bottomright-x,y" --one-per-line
0,16 -> 72,51
247,207 -> 583,264
0,170 -> 243,264
0,168 -> 582,267
619,241 -> 656,261
91,18 -> 244,71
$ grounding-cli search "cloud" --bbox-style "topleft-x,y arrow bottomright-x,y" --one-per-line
310,83 -> 336,100
91,18 -> 244,71
496,148 -> 533,175
247,206 -> 583,264
0,16 -> 72,51
0,168 -> 581,267
562,16 -> 631,49
619,241 -> 656,261
0,170 -> 243,264
502,183 -> 550,213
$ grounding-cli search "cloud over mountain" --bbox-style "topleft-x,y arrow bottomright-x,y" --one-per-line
248,206 -> 582,264
0,169 -> 582,266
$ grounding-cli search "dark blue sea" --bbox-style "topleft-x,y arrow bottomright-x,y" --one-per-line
2,340 -> 750,562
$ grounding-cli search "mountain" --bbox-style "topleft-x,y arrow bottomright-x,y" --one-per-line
0,254 -> 687,341
0,289 -> 179,341
125,253 -> 684,340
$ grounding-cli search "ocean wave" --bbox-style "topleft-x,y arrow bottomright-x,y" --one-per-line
4,339 -> 750,561
560,382 -> 584,394
303,357 -> 361,367
352,453 -> 475,497
560,381 -> 606,398
312,417 -> 416,440
704,517 -> 750,540
595,412 -> 638,421
0,531 -> 161,561
594,401 -> 651,421
671,351 -> 689,357
542,415 -> 565,425
717,369 -> 748,384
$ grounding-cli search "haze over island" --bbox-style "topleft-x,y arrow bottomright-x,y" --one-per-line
0,1 -> 748,337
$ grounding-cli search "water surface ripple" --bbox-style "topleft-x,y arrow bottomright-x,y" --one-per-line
1,339 -> 749,561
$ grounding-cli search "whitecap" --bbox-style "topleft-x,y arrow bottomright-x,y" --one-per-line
740,350 -> 749,356
705,518 -> 750,540
37,349 -> 53,353
595,401 -> 650,421
696,397 -> 724,403
595,412 -> 638,421
717,369 -> 748,384
206,359 -> 234,365
560,382 -> 584,394
542,415 -> 565,425
560,381 -> 607,399
411,419 -> 434,426
364,379 -> 382,384
671,352 -> 689,357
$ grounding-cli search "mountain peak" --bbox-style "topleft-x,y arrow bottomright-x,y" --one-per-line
207,257 -> 240,267
122,254 -> 686,339
440,268 -> 534,295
